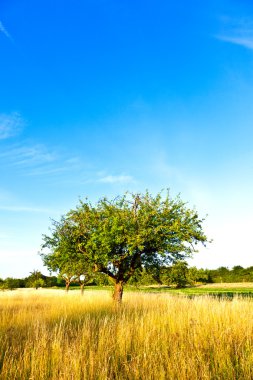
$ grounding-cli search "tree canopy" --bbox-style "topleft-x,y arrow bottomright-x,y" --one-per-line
41,190 -> 208,302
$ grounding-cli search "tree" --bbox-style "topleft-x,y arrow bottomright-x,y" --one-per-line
128,267 -> 160,287
1,277 -> 19,290
210,266 -> 230,283
231,266 -> 244,282
188,267 -> 211,284
168,260 -> 189,288
26,270 -> 45,289
41,191 -> 208,302
41,218 -> 93,293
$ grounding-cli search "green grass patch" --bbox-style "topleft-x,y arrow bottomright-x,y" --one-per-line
122,284 -> 253,299
42,283 -> 253,299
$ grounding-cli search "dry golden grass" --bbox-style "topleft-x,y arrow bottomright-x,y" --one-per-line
1,289 -> 253,379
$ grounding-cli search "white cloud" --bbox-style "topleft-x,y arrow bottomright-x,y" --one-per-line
0,113 -> 24,139
0,21 -> 12,41
98,174 -> 134,184
216,17 -> 253,50
216,35 -> 253,50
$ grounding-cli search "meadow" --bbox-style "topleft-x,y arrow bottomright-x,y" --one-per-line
1,287 -> 253,379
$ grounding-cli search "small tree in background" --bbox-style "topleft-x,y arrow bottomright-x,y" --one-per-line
26,270 -> 45,289
32,278 -> 45,289
41,219 -> 93,293
168,260 -> 189,288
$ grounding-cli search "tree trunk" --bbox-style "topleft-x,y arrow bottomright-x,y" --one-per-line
80,283 -> 84,295
113,281 -> 124,303
65,281 -> 70,292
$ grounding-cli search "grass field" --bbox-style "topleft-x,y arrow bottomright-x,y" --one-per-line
1,286 -> 253,379
77,282 -> 253,298
135,283 -> 253,297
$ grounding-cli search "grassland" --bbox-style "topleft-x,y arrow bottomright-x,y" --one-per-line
133,282 -> 253,298
1,287 -> 253,379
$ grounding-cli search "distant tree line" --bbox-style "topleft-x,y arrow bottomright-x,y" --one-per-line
208,265 -> 253,283
127,263 -> 253,287
1,265 -> 253,291
0,270 -> 113,291
0,270 -> 59,290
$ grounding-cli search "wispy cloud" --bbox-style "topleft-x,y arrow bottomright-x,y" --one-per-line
0,144 -> 57,166
217,35 -> 253,50
83,172 -> 135,185
0,21 -> 12,41
216,17 -> 253,50
0,113 -> 24,139
0,140 -> 86,181
97,174 -> 134,184
24,158 -> 82,176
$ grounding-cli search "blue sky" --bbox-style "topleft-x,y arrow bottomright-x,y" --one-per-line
1,0 -> 253,278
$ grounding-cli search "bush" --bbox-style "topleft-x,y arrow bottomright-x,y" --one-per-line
1,278 -> 22,290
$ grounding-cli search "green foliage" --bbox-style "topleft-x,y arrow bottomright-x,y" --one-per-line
44,276 -> 58,287
128,268 -> 159,286
166,260 -> 189,288
209,266 -> 253,283
92,272 -> 111,286
41,219 -> 94,290
25,270 -> 45,288
31,278 -> 45,289
188,266 -> 211,284
0,277 -> 23,290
